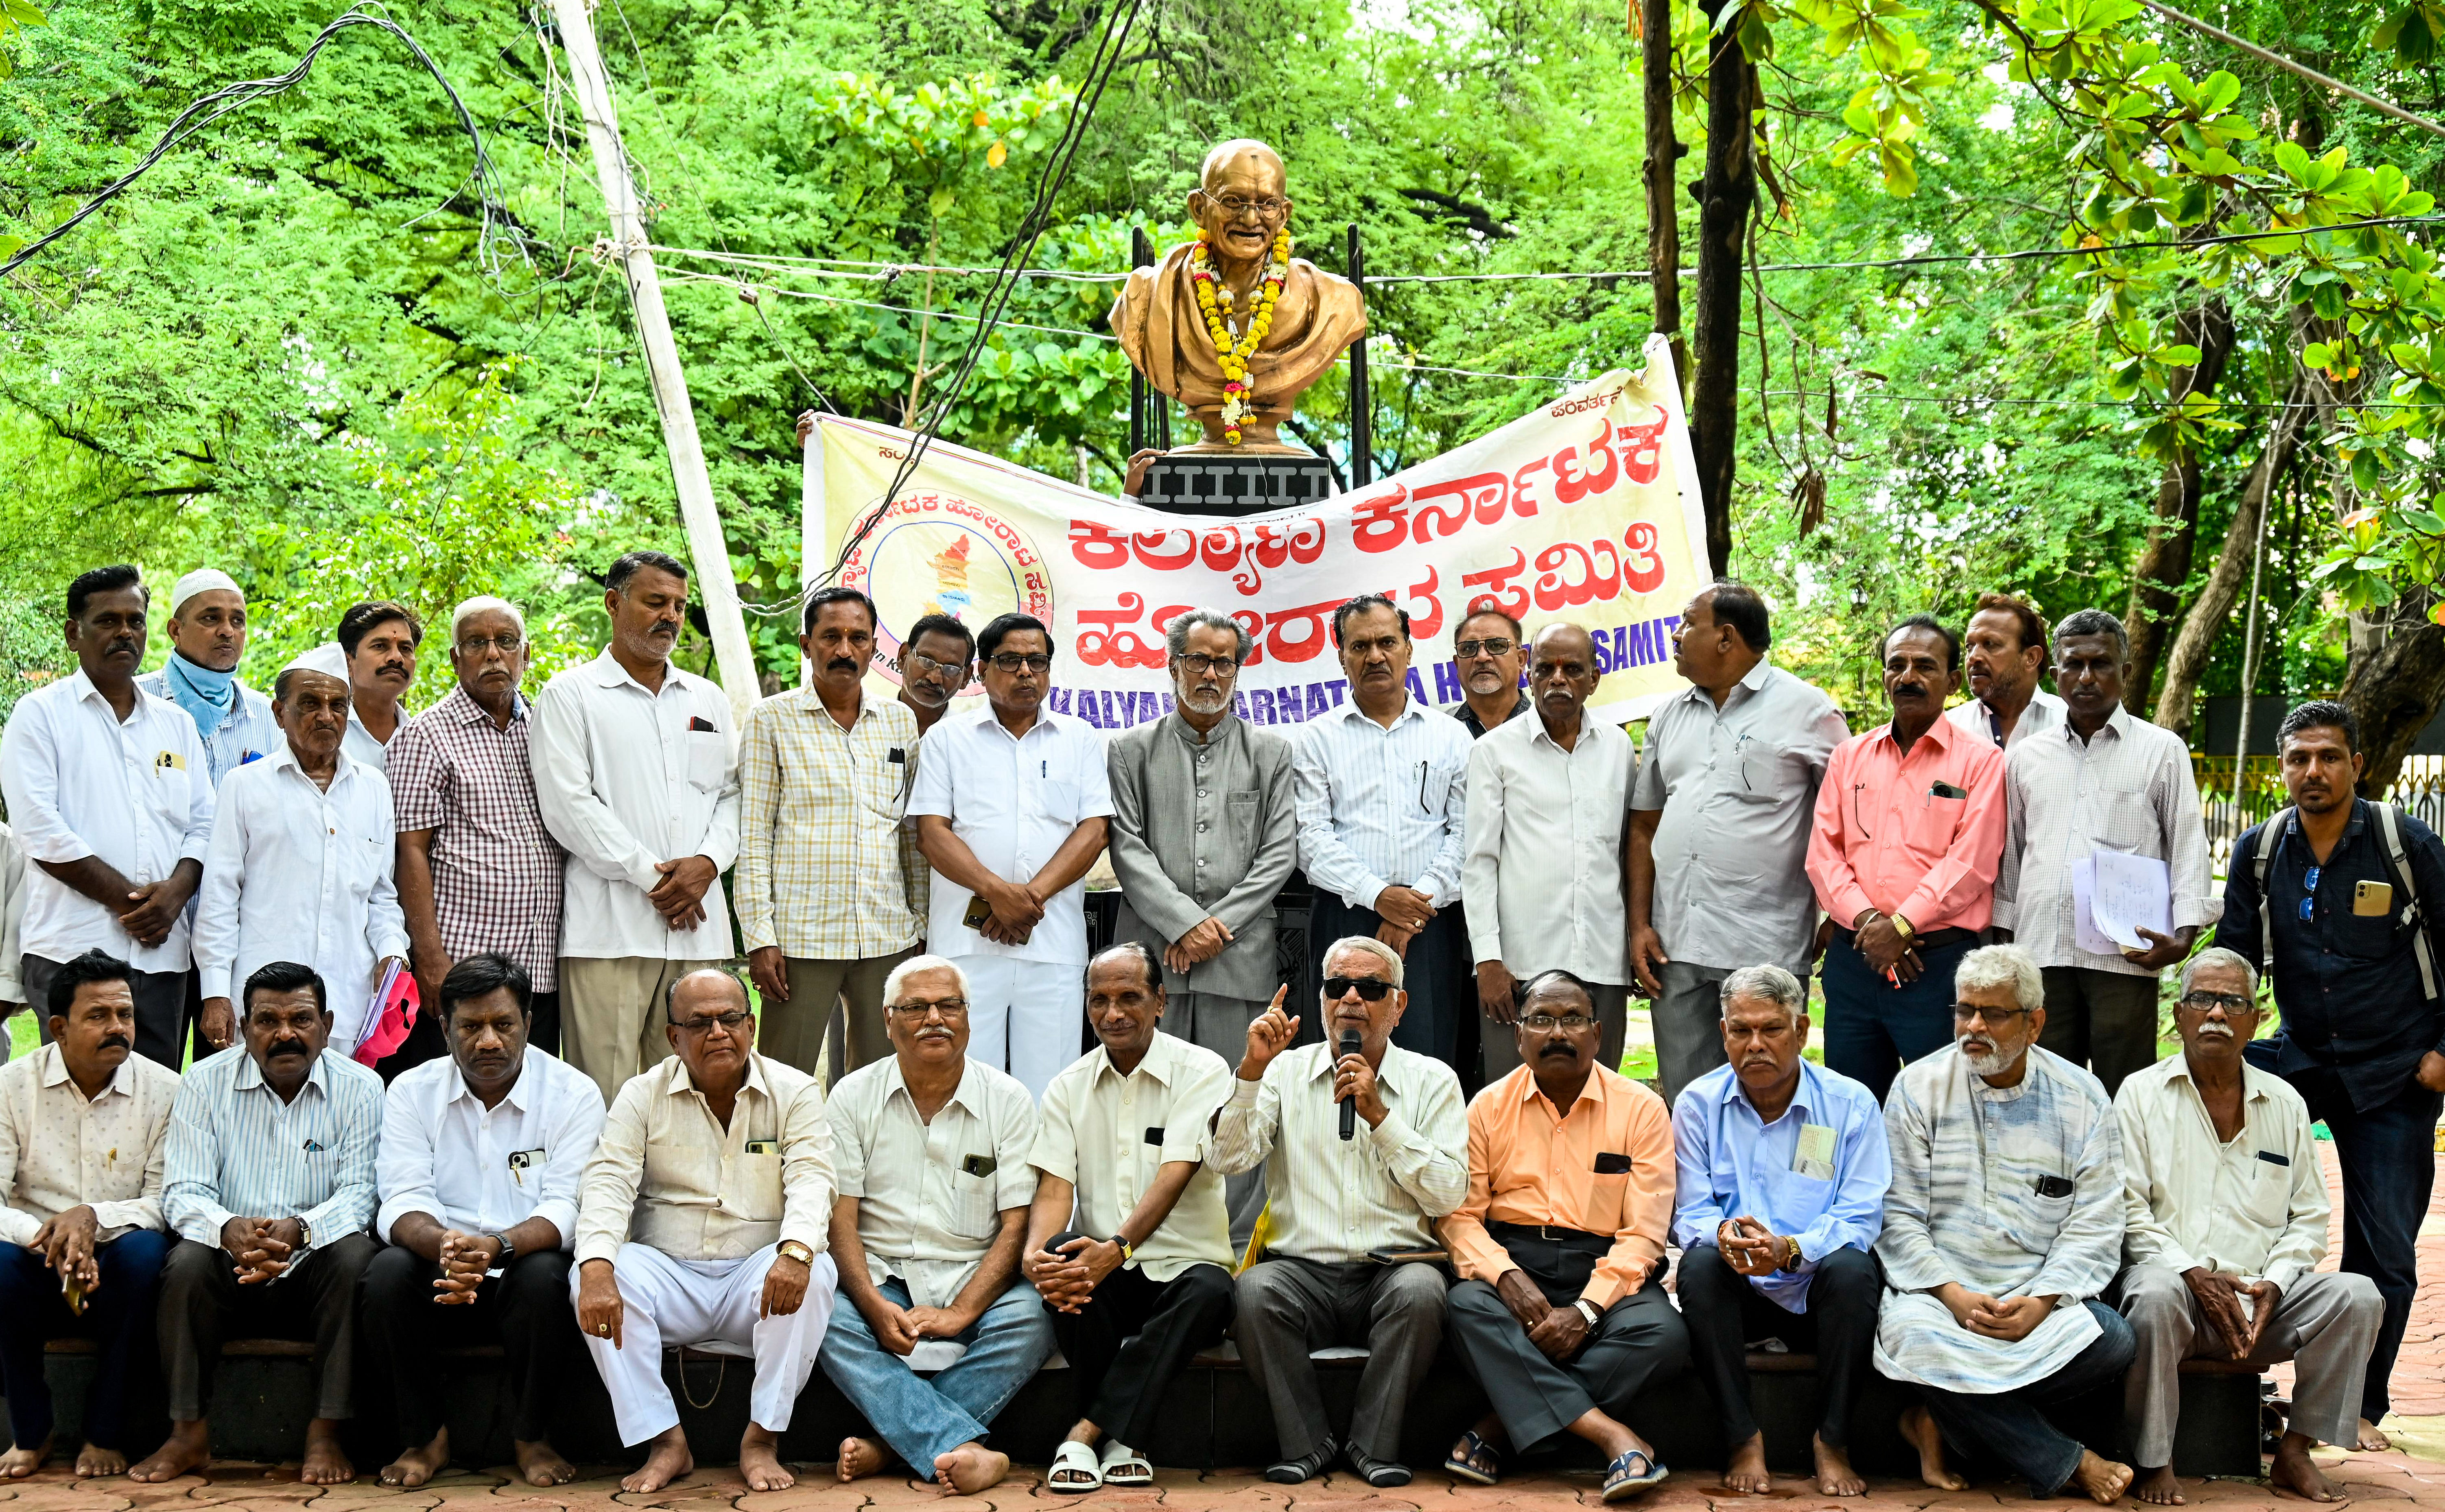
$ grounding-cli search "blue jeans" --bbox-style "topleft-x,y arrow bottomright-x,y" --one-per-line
817,1276 -> 1053,1470
1821,931 -> 1973,1106
1913,1300 -> 2136,1497
0,1228 -> 168,1450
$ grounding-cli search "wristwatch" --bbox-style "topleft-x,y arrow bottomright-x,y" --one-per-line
1779,1235 -> 1803,1272
1573,1298 -> 1602,1329
777,1240 -> 816,1266
487,1232 -> 516,1268
1116,1235 -> 1137,1265
1890,913 -> 1915,940
295,1216 -> 313,1251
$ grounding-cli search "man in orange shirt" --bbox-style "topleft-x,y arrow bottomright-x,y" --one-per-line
1437,971 -> 1684,1502
1805,615 -> 2007,1104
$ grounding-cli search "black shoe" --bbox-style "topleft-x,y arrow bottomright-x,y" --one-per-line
1348,1448 -> 1412,1488
1265,1440 -> 1336,1484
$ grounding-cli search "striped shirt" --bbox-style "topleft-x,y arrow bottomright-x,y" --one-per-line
1210,1039 -> 1468,1263
736,688 -> 920,959
388,688 -> 565,992
164,1046 -> 386,1253
1291,698 -> 1473,910
1995,705 -> 2218,973
1873,1045 -> 2124,1393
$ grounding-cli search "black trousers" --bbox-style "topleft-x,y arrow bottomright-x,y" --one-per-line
1042,1233 -> 1233,1449
362,1244 -> 576,1446
1676,1242 -> 1880,1449
24,956 -> 186,1069
1307,893 -> 1466,1069
159,1232 -> 376,1422
372,992 -> 561,1082
1444,1226 -> 1689,1455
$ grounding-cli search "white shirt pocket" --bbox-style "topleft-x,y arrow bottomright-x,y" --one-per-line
688,728 -> 728,793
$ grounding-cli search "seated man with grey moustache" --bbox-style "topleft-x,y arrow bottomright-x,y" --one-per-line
2112,947 -> 2381,1507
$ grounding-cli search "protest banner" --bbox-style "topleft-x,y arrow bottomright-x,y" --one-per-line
804,334 -> 1709,730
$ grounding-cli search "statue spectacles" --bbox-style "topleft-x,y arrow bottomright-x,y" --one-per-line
1209,194 -> 1289,218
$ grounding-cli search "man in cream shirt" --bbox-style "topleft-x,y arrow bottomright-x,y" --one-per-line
571,970 -> 834,1495
818,955 -> 1047,1496
1024,943 -> 1237,1492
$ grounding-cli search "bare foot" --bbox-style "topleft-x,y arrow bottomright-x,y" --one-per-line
128,1421 -> 212,1483
623,1425 -> 694,1494
515,1438 -> 576,1488
380,1427 -> 450,1488
2356,1417 -> 2391,1452
837,1437 -> 889,1482
74,1443 -> 127,1478
1725,1432 -> 1772,1495
2132,1465 -> 2186,1505
1899,1405 -> 1966,1492
2067,1449 -> 2135,1506
1812,1435 -> 1865,1497
301,1418 -> 355,1486
739,1424 -> 794,1492
0,1439 -> 50,1479
2269,1436 -> 2344,1502
933,1442 -> 1009,1496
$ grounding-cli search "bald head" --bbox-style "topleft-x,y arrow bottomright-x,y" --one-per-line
1200,138 -> 1286,191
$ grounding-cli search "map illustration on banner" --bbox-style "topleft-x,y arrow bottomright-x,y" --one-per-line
811,334 -> 1711,731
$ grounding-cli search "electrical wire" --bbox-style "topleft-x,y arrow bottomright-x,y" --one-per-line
2,5 -> 534,281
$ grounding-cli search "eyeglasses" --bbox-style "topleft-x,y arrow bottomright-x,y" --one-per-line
456,635 -> 523,656
988,653 -> 1053,674
1521,1012 -> 1596,1032
1212,194 -> 1289,218
1454,637 -> 1516,659
1949,1003 -> 2037,1023
1175,653 -> 1240,675
1323,976 -> 1393,1001
2178,991 -> 2254,1013
889,998 -> 970,1019
904,650 -> 968,679
673,1010 -> 752,1035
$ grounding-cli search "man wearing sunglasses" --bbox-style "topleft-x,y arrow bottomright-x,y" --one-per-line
911,612 -> 1113,1098
2111,947 -> 2381,1505
1873,945 -> 2135,1505
1211,937 -> 1467,1487
2215,699 -> 2445,1452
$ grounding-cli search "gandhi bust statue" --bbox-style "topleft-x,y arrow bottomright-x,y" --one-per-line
1110,139 -> 1368,454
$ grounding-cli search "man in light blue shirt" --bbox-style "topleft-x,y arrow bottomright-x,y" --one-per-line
133,960 -> 385,1488
136,569 -> 282,791
1671,964 -> 1889,1498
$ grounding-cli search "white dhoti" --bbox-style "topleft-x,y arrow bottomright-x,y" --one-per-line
575,1241 -> 838,1446
951,955 -> 1084,1099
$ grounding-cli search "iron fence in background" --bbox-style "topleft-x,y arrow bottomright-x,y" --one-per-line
2193,754 -> 2445,875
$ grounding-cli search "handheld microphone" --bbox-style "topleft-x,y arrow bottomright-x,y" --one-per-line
1337,1030 -> 1362,1141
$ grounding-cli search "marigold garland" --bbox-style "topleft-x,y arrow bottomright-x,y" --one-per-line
1189,227 -> 1291,445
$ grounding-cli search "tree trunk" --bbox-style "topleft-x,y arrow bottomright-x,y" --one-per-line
2151,371 -> 2313,740
1641,0 -> 1689,398
2343,621 -> 2445,794
2120,296 -> 2236,715
1687,27 -> 1755,578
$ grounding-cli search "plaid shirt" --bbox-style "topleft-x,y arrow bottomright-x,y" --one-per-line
737,688 -> 921,959
388,686 -> 565,991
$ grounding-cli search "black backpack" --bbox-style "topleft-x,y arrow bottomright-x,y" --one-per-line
2252,801 -> 2438,1000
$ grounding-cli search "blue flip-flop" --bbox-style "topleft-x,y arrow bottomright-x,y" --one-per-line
1443,1429 -> 1502,1487
1602,1448 -> 1669,1501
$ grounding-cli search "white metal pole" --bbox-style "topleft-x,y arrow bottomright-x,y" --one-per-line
800,419 -> 826,689
545,0 -> 760,720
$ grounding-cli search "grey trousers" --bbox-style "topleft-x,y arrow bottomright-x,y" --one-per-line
763,949 -> 913,1085
1447,1273 -> 1688,1455
1178,990 -> 1267,1253
159,1232 -> 377,1422
1652,962 -> 1734,1107
558,956 -> 726,1107
1483,982 -> 1631,1083
2115,1265 -> 2384,1465
2037,966 -> 2161,1097
1235,1257 -> 1445,1464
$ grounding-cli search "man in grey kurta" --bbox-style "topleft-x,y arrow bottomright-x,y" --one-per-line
1106,609 -> 1297,1248
1875,943 -> 2136,1503
1628,583 -> 1848,1105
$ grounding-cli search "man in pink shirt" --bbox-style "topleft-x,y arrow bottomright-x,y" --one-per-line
1805,616 -> 2008,1104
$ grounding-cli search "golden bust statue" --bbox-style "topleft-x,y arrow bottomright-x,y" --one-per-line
1110,139 -> 1368,454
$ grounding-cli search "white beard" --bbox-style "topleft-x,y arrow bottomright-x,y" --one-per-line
1958,1035 -> 2022,1078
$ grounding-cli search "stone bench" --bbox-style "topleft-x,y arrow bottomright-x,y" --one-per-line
16,1335 -> 2264,1476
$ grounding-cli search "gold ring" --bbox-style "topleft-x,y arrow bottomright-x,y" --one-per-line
597,1323 -> 611,1335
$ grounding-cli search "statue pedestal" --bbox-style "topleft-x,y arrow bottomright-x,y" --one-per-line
1138,453 -> 1337,517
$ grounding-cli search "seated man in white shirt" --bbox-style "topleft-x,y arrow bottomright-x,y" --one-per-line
572,969 -> 835,1495
818,954 -> 1048,1495
0,950 -> 179,1477
367,952 -> 607,1490
1023,943 -> 1237,1492
1211,936 -> 1469,1486
2112,948 -> 2382,1506
194,643 -> 408,1057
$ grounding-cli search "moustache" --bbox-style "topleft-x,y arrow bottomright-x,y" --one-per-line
647,621 -> 679,638
826,657 -> 859,672
266,1038 -> 310,1058
98,1035 -> 131,1052
378,661 -> 409,677
2195,1024 -> 2235,1039
1536,1041 -> 1578,1058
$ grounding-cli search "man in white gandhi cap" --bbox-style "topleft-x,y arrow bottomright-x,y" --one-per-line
136,569 -> 283,791
193,644 -> 408,1056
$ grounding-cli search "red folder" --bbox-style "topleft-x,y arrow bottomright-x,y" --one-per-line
354,962 -> 420,1067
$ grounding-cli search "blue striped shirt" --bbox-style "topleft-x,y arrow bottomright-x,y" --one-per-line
1291,698 -> 1473,910
164,1045 -> 385,1252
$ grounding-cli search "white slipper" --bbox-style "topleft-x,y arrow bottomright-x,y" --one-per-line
1048,1440 -> 1103,1494
1099,1439 -> 1153,1487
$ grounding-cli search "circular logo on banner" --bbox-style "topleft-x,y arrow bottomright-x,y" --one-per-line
837,493 -> 1055,683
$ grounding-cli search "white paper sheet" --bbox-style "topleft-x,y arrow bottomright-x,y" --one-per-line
2069,856 -> 2120,955
2089,849 -> 2173,951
